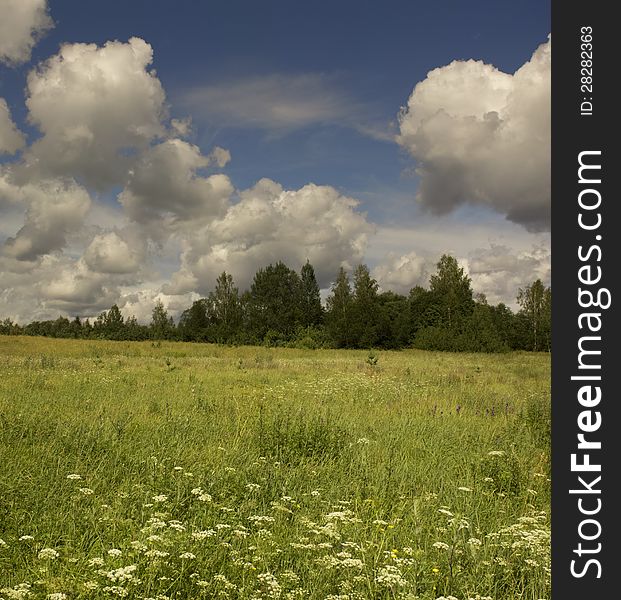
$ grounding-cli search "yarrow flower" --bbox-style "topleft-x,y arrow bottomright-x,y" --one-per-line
38,548 -> 59,560
19,535 -> 34,541
66,474 -> 82,480
432,542 -> 450,550
107,549 -> 122,558
47,594 -> 67,600
79,487 -> 94,495
179,552 -> 196,560
88,557 -> 105,567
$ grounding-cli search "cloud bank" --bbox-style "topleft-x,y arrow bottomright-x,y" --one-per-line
0,27 -> 551,323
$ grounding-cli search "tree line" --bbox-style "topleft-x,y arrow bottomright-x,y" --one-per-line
0,255 -> 551,352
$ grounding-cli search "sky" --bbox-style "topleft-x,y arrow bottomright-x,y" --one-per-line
0,0 -> 551,323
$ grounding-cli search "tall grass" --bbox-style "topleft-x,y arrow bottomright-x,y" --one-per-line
0,336 -> 550,599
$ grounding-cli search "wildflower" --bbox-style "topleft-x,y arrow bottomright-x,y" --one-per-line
104,565 -> 137,583
248,515 -> 275,524
47,594 -> 67,600
438,509 -> 453,517
458,486 -> 473,492
432,542 -> 450,550
179,552 -> 196,559
84,582 -> 99,590
38,548 -> 59,560
257,572 -> 282,598
88,557 -> 105,567
311,489 -> 321,497
192,529 -> 216,540
341,558 -> 365,569
246,483 -> 261,492
375,565 -> 407,588
79,487 -> 94,495
19,535 -> 34,541
66,474 -> 82,480
145,549 -> 169,559
488,450 -> 505,456
102,586 -> 128,597
130,541 -> 148,552
152,494 -> 168,503
173,466 -> 184,471
356,437 -> 370,444
107,548 -> 122,558
1,583 -> 32,600
168,521 -> 186,532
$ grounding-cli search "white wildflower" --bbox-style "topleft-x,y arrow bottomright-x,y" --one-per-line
375,564 -> 407,588
38,548 -> 59,560
88,557 -> 105,567
102,586 -> 128,597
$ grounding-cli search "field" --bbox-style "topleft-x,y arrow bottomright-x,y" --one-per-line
0,336 -> 550,600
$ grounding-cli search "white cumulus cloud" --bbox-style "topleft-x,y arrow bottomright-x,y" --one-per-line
118,138 -> 233,235
165,178 -> 374,295
22,37 -> 167,188
2,176 -> 91,261
0,0 -> 52,66
397,37 -> 550,231
0,99 -> 25,154
83,231 -> 144,275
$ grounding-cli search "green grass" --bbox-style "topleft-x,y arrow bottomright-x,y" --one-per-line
0,336 -> 550,600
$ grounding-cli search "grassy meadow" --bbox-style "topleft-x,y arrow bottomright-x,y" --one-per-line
0,336 -> 550,600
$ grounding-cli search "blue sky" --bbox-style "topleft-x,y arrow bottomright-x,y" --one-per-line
0,0 -> 550,321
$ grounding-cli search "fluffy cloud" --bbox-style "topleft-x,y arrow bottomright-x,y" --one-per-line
371,241 -> 550,308
466,243 -> 550,306
0,0 -> 52,66
83,231 -> 144,274
0,99 -> 25,154
165,179 -> 374,295
22,37 -> 167,188
1,176 -> 91,261
372,251 -> 435,295
118,138 -> 233,235
397,37 -> 550,231
40,258 -> 121,314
